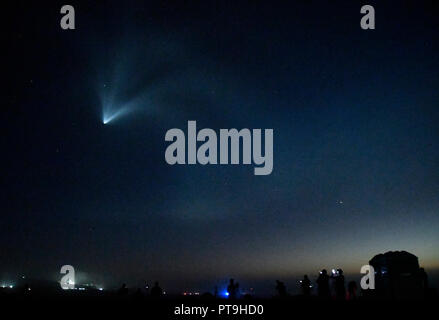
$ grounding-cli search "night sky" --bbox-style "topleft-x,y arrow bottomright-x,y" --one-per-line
2,1 -> 439,293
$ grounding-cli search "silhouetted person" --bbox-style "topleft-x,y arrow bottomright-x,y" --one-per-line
227,279 -> 239,299
418,268 -> 429,297
22,283 -> 31,295
316,269 -> 330,299
419,268 -> 428,289
347,281 -> 357,300
151,281 -> 163,298
275,280 -> 287,297
118,283 -> 128,295
301,275 -> 311,296
334,269 -> 346,300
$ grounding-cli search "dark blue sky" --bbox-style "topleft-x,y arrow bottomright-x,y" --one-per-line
2,1 -> 439,293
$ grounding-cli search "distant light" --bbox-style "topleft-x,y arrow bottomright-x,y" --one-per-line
99,288 -> 104,291
9,285 -> 13,289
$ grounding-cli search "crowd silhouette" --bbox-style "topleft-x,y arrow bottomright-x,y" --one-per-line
274,268 -> 349,300
1,252 -> 435,302
227,278 -> 239,299
102,263 -> 433,301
